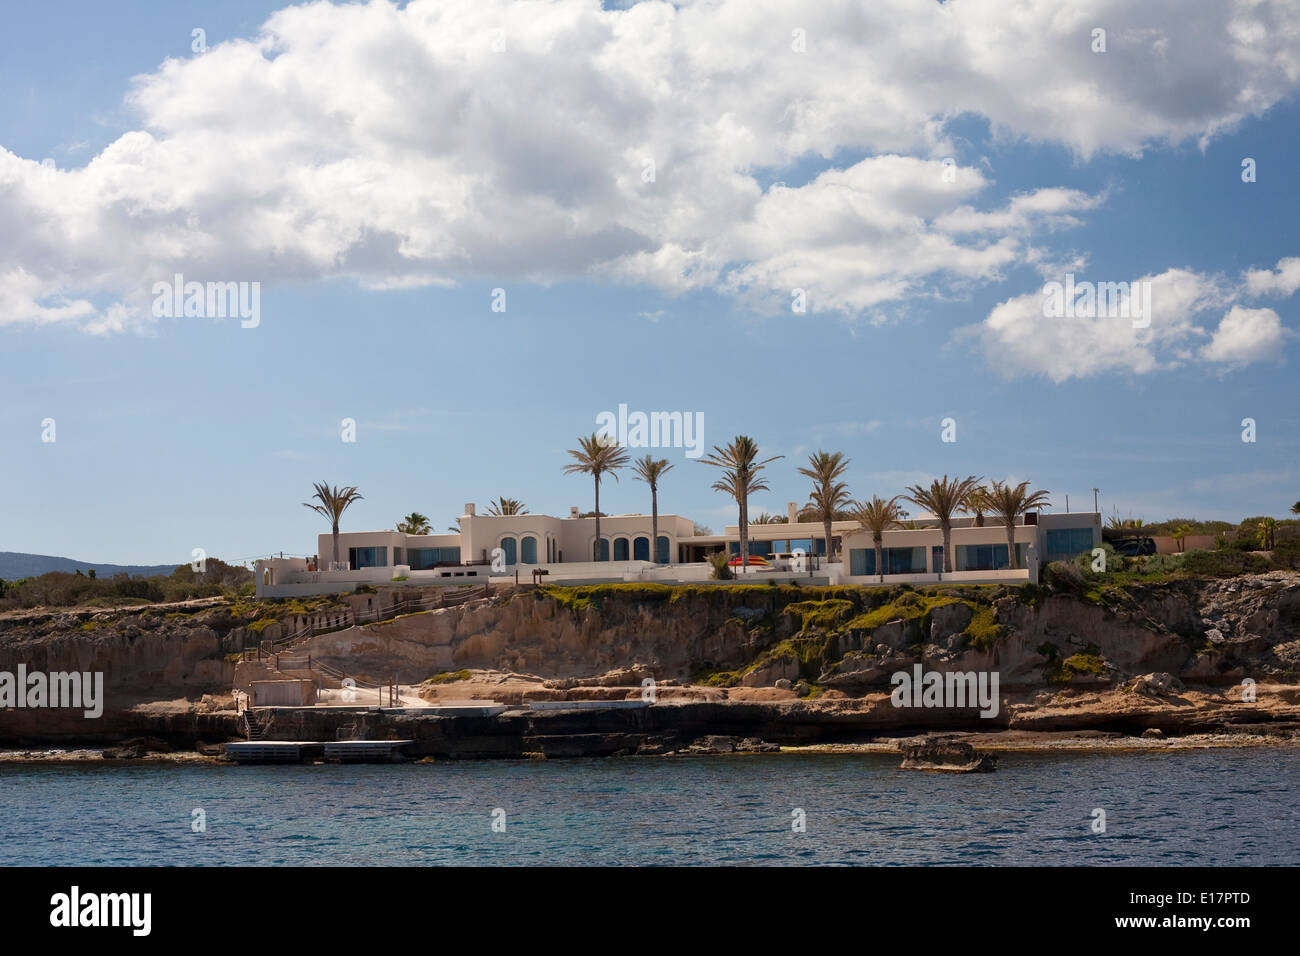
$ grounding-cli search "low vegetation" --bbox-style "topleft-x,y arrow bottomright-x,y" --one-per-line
0,558 -> 254,611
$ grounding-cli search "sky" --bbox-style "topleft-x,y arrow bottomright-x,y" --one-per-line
1,0 -> 1299,566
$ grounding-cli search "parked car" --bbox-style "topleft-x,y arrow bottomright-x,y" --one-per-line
1114,537 -> 1156,557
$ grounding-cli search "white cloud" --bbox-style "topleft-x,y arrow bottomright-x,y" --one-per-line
961,268 -> 1230,381
1244,257 -> 1300,298
1199,306 -> 1288,366
2,0 -> 1300,331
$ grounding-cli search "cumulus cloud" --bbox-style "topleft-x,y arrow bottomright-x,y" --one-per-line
1199,306 -> 1288,365
961,268 -> 1231,381
964,263 -> 1298,379
1243,257 -> 1300,298
2,0 -> 1300,332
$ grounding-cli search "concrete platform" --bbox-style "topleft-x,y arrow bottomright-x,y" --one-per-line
323,740 -> 413,762
527,700 -> 650,712
225,741 -> 326,763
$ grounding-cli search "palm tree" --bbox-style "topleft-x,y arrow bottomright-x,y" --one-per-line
486,497 -> 529,516
1173,523 -> 1193,553
700,436 -> 783,574
852,495 -> 903,582
797,451 -> 852,561
984,480 -> 1051,570
752,512 -> 788,524
1257,517 -> 1278,550
633,455 -> 673,564
1291,502 -> 1300,516
968,485 -> 991,527
396,512 -> 431,535
903,475 -> 983,574
563,433 -> 630,560
303,481 -> 364,569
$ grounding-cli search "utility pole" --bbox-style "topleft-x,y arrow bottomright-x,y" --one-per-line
1092,488 -> 1099,513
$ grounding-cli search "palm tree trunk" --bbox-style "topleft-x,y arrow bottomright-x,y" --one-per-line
594,478 -> 602,561
824,516 -> 832,564
942,522 -> 952,574
651,487 -> 659,564
875,539 -> 884,583
332,521 -> 340,568
738,491 -> 748,575
1006,520 -> 1018,570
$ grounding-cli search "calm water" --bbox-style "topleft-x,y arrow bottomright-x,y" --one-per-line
1,749 -> 1296,865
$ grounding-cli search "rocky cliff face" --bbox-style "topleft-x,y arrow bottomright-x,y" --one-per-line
4,573 -> 1298,711
298,574 -> 1300,692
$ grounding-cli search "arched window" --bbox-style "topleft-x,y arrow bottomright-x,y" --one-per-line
633,536 -> 650,561
595,538 -> 610,561
521,535 -> 537,564
656,536 -> 670,564
500,537 -> 517,566
614,537 -> 630,561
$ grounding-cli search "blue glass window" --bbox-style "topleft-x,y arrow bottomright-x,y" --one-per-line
500,537 -> 517,566
633,536 -> 650,561
656,535 -> 670,564
407,547 -> 461,570
614,537 -> 629,561
521,536 -> 537,564
348,546 -> 388,569
596,539 -> 609,561
1045,528 -> 1094,562
849,547 -> 924,575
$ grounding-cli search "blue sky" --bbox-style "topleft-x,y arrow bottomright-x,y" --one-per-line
2,0 -> 1298,565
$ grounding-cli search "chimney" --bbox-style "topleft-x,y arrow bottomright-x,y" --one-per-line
787,501 -> 798,523
464,503 -> 475,516
570,506 -> 580,519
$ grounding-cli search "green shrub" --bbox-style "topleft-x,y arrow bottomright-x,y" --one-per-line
1043,560 -> 1086,593
1272,538 -> 1300,570
1181,549 -> 1271,577
707,552 -> 734,580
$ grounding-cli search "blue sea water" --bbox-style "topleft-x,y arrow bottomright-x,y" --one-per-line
1,749 -> 1296,866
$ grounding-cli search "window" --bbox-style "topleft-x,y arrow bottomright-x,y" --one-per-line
614,537 -> 629,561
847,546 -> 926,575
348,546 -> 388,569
500,537 -> 517,566
633,536 -> 650,561
595,539 -> 609,561
408,547 -> 461,570
656,535 -> 670,564
394,547 -> 404,566
769,540 -> 788,555
521,536 -> 537,564
789,538 -> 813,555
729,541 -> 770,556
1045,528 -> 1094,562
954,543 -> 1030,571
957,544 -> 1007,571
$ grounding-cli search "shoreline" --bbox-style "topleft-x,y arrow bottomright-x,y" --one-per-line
3,727 -> 1298,765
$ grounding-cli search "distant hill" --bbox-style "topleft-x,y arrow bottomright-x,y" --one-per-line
0,552 -> 180,580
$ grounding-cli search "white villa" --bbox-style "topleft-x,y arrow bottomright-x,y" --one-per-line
255,500 -> 1100,598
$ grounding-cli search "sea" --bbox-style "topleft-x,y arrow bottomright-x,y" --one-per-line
1,748 -> 1296,865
